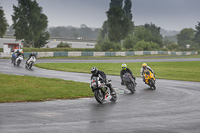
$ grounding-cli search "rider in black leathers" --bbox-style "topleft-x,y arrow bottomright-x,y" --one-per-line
26,52 -> 36,64
120,63 -> 136,85
91,67 -> 116,96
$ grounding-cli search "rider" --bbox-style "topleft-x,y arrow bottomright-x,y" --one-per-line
13,50 -> 24,63
26,52 -> 36,64
91,67 -> 116,96
120,63 -> 136,85
140,63 -> 155,83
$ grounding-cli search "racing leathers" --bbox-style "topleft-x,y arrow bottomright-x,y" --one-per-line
26,53 -> 36,63
140,66 -> 154,83
120,68 -> 136,85
91,70 -> 115,95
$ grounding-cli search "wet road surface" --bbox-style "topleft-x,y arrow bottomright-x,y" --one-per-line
0,59 -> 200,133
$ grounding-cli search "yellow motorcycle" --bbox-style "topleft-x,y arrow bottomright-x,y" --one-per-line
144,71 -> 156,90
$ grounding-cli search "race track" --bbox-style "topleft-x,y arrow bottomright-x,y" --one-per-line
0,58 -> 200,133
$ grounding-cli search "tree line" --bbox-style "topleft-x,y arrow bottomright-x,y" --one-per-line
0,0 -> 200,51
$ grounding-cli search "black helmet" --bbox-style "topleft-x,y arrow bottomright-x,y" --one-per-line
32,52 -> 35,56
91,67 -> 98,75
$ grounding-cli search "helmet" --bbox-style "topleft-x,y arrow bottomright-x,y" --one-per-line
91,67 -> 98,75
142,63 -> 147,69
32,52 -> 35,56
121,63 -> 127,70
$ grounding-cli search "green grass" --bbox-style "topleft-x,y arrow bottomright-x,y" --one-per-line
0,73 -> 93,103
35,61 -> 200,82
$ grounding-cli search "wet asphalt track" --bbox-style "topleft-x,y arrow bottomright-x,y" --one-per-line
0,58 -> 200,133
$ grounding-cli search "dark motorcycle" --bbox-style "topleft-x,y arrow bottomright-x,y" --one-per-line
90,77 -> 117,104
122,73 -> 136,94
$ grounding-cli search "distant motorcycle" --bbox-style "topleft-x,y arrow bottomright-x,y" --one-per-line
90,77 -> 117,104
122,73 -> 136,94
14,55 -> 23,66
144,71 -> 156,90
25,56 -> 36,69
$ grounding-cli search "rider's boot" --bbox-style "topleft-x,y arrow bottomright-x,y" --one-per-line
110,87 -> 116,96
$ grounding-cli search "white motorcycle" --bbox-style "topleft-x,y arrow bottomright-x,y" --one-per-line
14,55 -> 24,66
25,56 -> 36,69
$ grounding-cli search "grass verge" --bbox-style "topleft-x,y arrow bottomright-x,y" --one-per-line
35,61 -> 200,82
0,73 -> 93,103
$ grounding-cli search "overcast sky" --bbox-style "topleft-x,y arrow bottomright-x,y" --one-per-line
0,0 -> 199,31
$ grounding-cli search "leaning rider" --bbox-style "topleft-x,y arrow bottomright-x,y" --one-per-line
140,63 -> 155,83
91,67 -> 116,96
120,63 -> 136,85
26,52 -> 36,64
13,50 -> 24,63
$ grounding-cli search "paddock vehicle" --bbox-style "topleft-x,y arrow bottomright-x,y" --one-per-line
25,56 -> 36,69
122,73 -> 137,94
14,55 -> 23,66
144,71 -> 156,90
90,77 -> 117,104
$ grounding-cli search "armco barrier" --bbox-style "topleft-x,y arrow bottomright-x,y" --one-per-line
0,51 -> 198,58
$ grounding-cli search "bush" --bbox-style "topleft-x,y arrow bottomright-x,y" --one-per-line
101,40 -> 114,51
166,43 -> 179,51
134,40 -> 159,51
123,35 -> 137,49
57,42 -> 71,48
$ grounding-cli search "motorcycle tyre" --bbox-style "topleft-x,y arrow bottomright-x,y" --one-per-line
150,80 -> 156,90
17,60 -> 21,66
28,62 -> 33,69
94,89 -> 104,104
127,83 -> 135,94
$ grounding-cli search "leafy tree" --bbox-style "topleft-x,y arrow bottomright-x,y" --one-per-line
106,0 -> 133,43
132,24 -> 163,47
110,0 -> 123,8
177,28 -> 194,47
0,6 -> 8,37
12,0 -> 49,47
123,0 -> 132,20
194,21 -> 200,47
106,7 -> 124,42
144,23 -> 163,47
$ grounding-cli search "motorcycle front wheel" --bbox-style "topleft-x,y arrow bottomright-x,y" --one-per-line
127,83 -> 135,94
17,60 -> 21,66
28,62 -> 33,69
150,80 -> 156,90
94,89 -> 104,104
